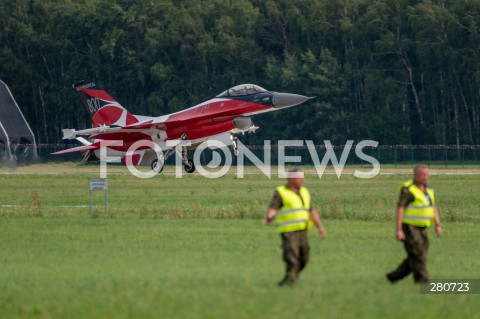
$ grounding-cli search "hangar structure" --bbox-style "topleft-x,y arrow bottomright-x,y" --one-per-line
0,80 -> 37,163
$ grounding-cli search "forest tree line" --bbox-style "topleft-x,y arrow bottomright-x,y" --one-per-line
1,0 -> 479,146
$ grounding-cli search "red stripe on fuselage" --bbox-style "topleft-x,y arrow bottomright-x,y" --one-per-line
164,99 -> 270,139
167,120 -> 236,140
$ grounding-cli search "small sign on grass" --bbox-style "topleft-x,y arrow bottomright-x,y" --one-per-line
90,178 -> 108,216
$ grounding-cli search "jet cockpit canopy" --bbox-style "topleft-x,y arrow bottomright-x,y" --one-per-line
216,84 -> 267,97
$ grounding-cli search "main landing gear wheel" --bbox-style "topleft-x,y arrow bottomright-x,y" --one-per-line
151,159 -> 164,173
184,159 -> 195,173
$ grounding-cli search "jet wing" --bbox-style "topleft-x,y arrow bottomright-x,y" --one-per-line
60,114 -> 223,140
59,106 -> 249,145
51,144 -> 99,155
61,122 -> 156,140
52,140 -> 122,155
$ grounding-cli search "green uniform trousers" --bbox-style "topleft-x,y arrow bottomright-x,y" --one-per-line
388,223 -> 430,283
279,230 -> 310,285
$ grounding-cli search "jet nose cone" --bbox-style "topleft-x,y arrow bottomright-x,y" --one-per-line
272,92 -> 311,108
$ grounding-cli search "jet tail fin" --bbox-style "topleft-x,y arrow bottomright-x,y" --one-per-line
73,80 -> 138,127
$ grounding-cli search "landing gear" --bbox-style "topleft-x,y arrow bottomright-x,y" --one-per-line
150,146 -> 195,174
150,149 -> 174,174
183,159 -> 195,173
232,136 -> 239,156
151,159 -> 164,173
182,148 -> 195,173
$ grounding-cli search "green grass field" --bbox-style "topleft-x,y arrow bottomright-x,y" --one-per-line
0,164 -> 479,318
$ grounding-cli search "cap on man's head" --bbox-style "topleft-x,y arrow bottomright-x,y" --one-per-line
287,168 -> 304,179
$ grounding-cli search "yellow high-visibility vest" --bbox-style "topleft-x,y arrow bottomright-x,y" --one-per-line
400,180 -> 435,227
275,186 -> 311,233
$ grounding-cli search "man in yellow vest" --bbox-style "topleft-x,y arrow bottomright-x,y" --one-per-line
386,164 -> 442,283
264,168 -> 327,286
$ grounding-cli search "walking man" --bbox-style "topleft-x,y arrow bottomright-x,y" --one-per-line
387,164 -> 442,284
264,168 -> 327,286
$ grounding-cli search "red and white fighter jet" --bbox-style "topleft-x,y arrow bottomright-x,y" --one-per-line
53,81 -> 311,173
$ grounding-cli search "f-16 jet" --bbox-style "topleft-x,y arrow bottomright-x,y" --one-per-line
53,81 -> 311,173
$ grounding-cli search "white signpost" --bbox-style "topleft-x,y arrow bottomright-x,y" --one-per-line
90,178 -> 108,216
